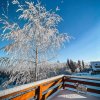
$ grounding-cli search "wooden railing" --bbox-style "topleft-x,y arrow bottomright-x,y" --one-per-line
0,75 -> 64,100
0,75 -> 100,100
64,75 -> 100,95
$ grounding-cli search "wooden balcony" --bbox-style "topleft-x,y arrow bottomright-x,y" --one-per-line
0,75 -> 100,100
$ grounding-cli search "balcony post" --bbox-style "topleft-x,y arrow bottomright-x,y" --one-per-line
62,76 -> 65,89
38,85 -> 43,100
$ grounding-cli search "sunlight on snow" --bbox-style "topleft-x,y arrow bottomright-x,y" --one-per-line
58,93 -> 87,99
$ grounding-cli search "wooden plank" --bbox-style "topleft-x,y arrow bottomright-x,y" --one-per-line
65,84 -> 75,89
0,86 -> 37,100
65,79 -> 100,87
43,84 -> 62,100
65,84 -> 100,94
62,76 -> 65,89
41,77 -> 62,86
42,78 -> 62,92
12,90 -> 35,100
38,85 -> 43,100
87,88 -> 100,94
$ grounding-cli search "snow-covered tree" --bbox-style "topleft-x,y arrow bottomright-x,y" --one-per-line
0,0 -> 70,84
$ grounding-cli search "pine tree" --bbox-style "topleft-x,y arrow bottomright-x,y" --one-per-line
82,60 -> 85,69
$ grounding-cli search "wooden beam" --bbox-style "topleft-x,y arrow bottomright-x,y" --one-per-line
65,79 -> 100,87
65,84 -> 100,94
38,85 -> 43,100
12,90 -> 35,100
42,78 -> 62,92
43,84 -> 62,100
62,76 -> 65,89
0,87 -> 37,100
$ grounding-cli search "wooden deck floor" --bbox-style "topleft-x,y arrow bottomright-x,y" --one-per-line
52,90 -> 100,100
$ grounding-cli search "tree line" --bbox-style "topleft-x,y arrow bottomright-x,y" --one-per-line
66,59 -> 86,73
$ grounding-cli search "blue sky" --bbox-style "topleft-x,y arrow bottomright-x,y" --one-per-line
0,0 -> 100,62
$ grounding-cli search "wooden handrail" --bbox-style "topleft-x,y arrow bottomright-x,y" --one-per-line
0,75 -> 100,100
0,75 -> 64,100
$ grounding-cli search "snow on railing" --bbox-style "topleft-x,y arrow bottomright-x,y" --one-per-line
64,75 -> 100,81
64,75 -> 100,97
0,75 -> 100,100
0,75 -> 64,100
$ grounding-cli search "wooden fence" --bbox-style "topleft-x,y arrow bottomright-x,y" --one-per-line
0,75 -> 100,100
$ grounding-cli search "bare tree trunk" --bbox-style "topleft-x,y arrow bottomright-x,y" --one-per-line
35,47 -> 38,81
